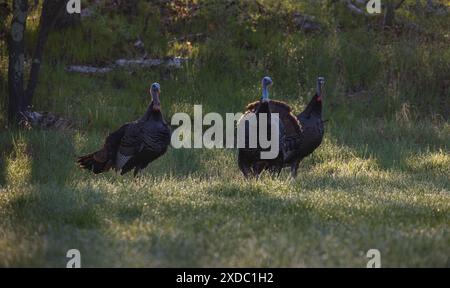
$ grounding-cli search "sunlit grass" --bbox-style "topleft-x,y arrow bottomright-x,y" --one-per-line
406,150 -> 450,174
0,116 -> 448,267
5,136 -> 32,186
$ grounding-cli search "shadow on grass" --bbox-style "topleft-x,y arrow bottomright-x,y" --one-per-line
1,181 -> 108,267
2,170 -> 448,267
0,129 -> 79,186
27,130 -> 77,184
5,182 -> 106,229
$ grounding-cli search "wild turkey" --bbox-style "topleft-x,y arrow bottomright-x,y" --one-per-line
237,76 -> 286,178
77,83 -> 171,176
261,76 -> 325,178
286,76 -> 325,178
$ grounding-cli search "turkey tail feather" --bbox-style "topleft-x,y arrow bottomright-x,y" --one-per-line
77,150 -> 110,174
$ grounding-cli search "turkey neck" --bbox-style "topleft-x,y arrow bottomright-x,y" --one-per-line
140,101 -> 164,122
303,95 -> 322,118
258,83 -> 271,114
256,100 -> 270,115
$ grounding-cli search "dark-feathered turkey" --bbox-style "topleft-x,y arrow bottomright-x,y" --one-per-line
77,82 -> 171,176
285,77 -> 325,178
237,76 -> 286,178
260,76 -> 325,178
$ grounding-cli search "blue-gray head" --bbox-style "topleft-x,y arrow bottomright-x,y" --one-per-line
150,82 -> 161,111
261,76 -> 273,102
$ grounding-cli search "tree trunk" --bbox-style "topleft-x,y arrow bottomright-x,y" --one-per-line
7,0 -> 28,124
383,1 -> 395,28
25,0 -> 67,108
384,0 -> 407,28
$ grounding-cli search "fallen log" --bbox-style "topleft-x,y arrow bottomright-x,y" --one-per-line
66,57 -> 188,74
20,110 -> 75,130
65,65 -> 113,74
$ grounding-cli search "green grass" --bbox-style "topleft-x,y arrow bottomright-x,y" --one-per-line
0,117 -> 448,267
0,0 -> 449,267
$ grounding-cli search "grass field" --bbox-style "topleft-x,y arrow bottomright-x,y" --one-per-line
0,0 -> 449,267
0,117 -> 448,267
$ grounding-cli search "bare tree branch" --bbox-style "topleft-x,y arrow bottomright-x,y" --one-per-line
345,0 -> 369,17
25,0 -> 67,108
395,0 -> 406,10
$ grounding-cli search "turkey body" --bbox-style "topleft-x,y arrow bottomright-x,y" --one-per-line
77,100 -> 170,176
282,96 -> 324,177
238,100 -> 286,178
296,105 -> 324,160
263,77 -> 325,178
116,110 -> 171,175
